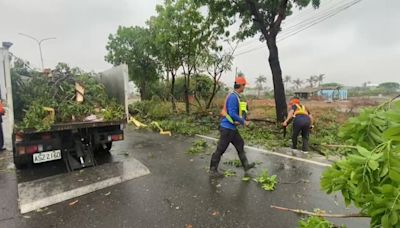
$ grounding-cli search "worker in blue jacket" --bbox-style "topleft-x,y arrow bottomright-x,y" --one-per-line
209,76 -> 255,178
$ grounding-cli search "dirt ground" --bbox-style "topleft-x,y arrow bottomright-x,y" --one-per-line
246,98 -> 381,124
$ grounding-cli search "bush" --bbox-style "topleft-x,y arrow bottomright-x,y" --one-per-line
129,100 -> 172,120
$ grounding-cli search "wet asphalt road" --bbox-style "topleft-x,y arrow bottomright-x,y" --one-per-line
0,127 -> 370,228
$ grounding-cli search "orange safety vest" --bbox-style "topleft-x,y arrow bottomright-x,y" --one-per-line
221,92 -> 246,124
0,102 -> 4,115
293,104 -> 308,116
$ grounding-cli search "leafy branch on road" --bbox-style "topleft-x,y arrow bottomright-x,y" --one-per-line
223,169 -> 236,177
253,170 -> 277,191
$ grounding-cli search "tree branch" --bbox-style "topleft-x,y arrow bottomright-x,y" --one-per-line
245,0 -> 270,38
271,205 -> 369,218
271,0 -> 289,35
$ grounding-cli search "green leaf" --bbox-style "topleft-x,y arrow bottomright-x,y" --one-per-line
381,185 -> 394,194
371,152 -> 383,160
381,166 -> 389,177
357,146 -> 372,157
382,214 -> 390,228
242,177 -> 251,182
389,170 -> 400,182
368,160 -> 379,171
391,212 -> 399,225
384,125 -> 400,138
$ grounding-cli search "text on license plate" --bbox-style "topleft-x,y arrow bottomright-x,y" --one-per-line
33,150 -> 62,163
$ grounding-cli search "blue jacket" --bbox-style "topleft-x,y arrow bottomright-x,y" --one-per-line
220,91 -> 245,130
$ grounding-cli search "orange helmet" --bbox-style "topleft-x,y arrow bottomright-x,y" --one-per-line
235,76 -> 247,85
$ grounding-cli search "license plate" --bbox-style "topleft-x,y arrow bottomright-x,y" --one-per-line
33,150 -> 62,163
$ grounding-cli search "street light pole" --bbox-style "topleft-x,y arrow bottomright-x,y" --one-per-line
18,33 -> 56,70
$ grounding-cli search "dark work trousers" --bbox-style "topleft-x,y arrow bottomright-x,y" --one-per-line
292,115 -> 311,151
210,128 -> 250,170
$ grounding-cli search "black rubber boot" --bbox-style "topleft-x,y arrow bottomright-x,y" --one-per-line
209,158 -> 224,178
243,162 -> 256,172
209,167 -> 224,178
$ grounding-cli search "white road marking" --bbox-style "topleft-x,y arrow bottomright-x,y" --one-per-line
196,134 -> 332,167
18,158 -> 150,214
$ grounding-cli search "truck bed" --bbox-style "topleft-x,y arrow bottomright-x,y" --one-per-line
16,120 -> 126,134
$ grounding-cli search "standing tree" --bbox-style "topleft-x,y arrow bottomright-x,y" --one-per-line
196,0 -> 320,122
255,75 -> 267,98
378,82 -> 400,93
105,26 -> 160,100
306,77 -> 313,88
153,0 -> 223,114
292,78 -> 303,90
147,5 -> 183,112
284,75 -> 291,91
317,73 -> 325,87
204,51 -> 234,109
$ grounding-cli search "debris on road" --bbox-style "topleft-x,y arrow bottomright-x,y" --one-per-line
68,200 -> 79,206
187,140 -> 208,155
129,117 -> 148,128
242,176 -> 251,182
104,192 -> 111,196
223,169 -> 236,177
151,121 -> 172,136
253,170 -> 277,191
223,159 -> 241,167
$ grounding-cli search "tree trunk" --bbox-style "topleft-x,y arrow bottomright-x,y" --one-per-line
170,72 -> 177,112
139,87 -> 145,101
266,36 -> 287,123
184,74 -> 190,114
206,76 -> 219,109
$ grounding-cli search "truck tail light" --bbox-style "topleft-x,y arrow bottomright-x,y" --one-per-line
16,144 -> 43,155
26,145 -> 38,154
17,146 -> 26,155
111,134 -> 123,141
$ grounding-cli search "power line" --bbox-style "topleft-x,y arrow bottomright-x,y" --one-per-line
280,0 -> 361,37
234,0 -> 363,57
234,0 -> 342,51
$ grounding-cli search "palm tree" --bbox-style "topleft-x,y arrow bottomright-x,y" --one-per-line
317,74 -> 325,87
293,78 -> 303,90
283,75 -> 291,91
306,76 -> 315,88
255,75 -> 267,98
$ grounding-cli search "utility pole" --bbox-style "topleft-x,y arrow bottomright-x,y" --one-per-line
18,33 -> 56,70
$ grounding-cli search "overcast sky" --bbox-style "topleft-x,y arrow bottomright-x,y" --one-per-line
0,0 -> 399,88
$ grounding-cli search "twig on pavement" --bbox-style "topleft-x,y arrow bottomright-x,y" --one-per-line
270,205 -> 368,218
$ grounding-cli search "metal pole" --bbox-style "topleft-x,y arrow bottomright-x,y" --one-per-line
18,33 -> 55,70
38,42 -> 44,69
